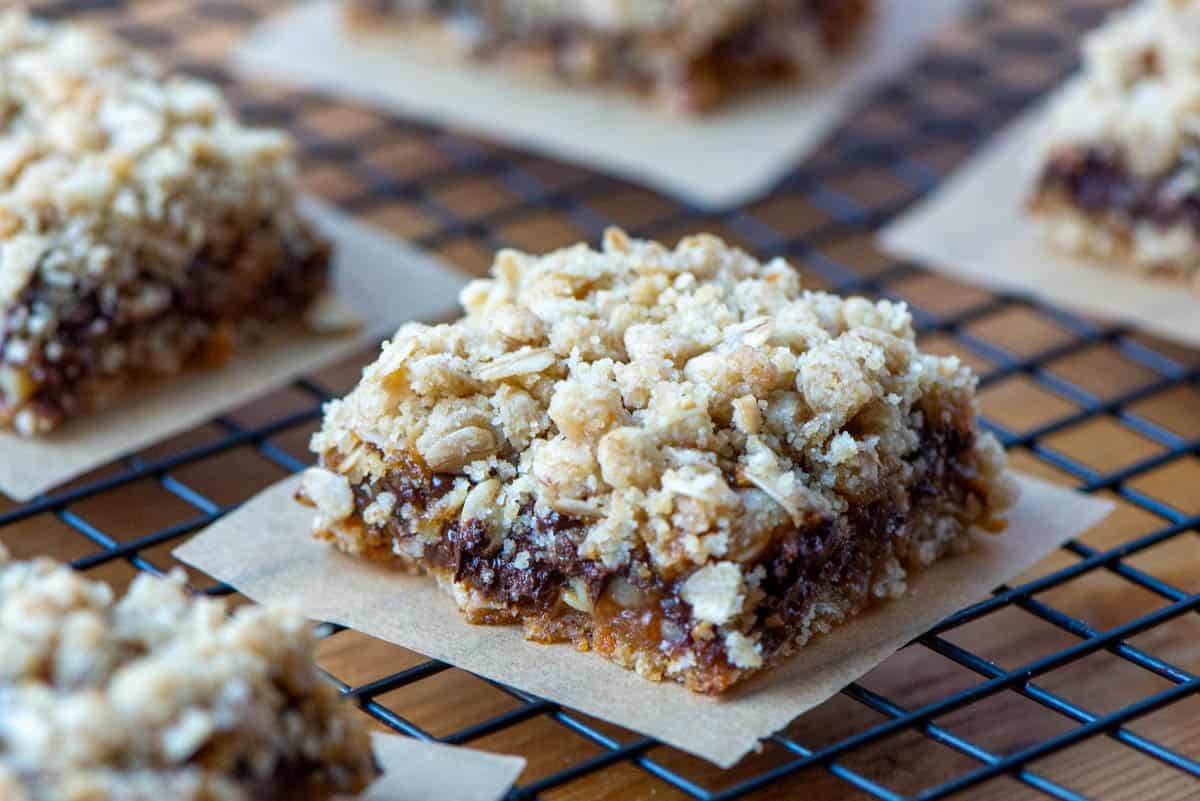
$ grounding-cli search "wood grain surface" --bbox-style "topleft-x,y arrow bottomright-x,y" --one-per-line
7,0 -> 1199,799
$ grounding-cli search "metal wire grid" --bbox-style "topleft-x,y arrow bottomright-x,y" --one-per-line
7,0 -> 1200,798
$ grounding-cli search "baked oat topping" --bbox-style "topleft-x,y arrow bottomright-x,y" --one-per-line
1043,0 -> 1200,178
345,0 -> 874,112
1031,0 -> 1200,283
0,11 -> 331,434
304,230 -> 1014,693
0,550 -> 378,801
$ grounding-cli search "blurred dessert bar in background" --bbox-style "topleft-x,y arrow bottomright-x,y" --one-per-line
0,12 -> 332,435
1029,0 -> 1200,288
298,229 -> 1015,695
343,0 -> 875,112
0,552 -> 379,800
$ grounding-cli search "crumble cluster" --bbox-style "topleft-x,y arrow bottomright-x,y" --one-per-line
307,229 -> 1013,666
1044,0 -> 1200,177
0,552 -> 378,801
0,11 -> 326,433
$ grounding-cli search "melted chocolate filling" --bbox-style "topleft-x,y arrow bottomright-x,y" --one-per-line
0,223 -> 330,426
346,418 -> 981,678
1037,145 -> 1200,231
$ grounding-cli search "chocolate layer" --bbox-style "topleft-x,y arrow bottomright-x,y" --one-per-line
1036,145 -> 1200,231
0,221 -> 330,429
235,753 -> 382,801
326,416 -> 983,693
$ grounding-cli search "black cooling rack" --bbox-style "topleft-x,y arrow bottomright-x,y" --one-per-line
10,0 -> 1200,799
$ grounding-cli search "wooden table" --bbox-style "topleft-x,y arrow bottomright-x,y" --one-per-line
9,0 -> 1200,799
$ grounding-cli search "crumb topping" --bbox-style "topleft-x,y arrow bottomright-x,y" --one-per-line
0,12 -> 302,305
309,230 -> 1012,633
1044,0 -> 1200,176
0,553 -> 377,801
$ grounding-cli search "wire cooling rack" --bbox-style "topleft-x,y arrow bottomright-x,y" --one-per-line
9,0 -> 1200,798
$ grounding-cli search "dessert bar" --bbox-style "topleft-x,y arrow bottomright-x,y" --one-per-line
0,12 -> 331,435
0,553 -> 378,801
1030,0 -> 1200,286
299,230 -> 1015,694
343,0 -> 874,112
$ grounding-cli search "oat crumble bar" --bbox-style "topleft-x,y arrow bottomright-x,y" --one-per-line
1030,0 -> 1200,287
343,0 -> 874,112
299,230 -> 1015,695
0,552 -> 378,801
0,12 -> 333,435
